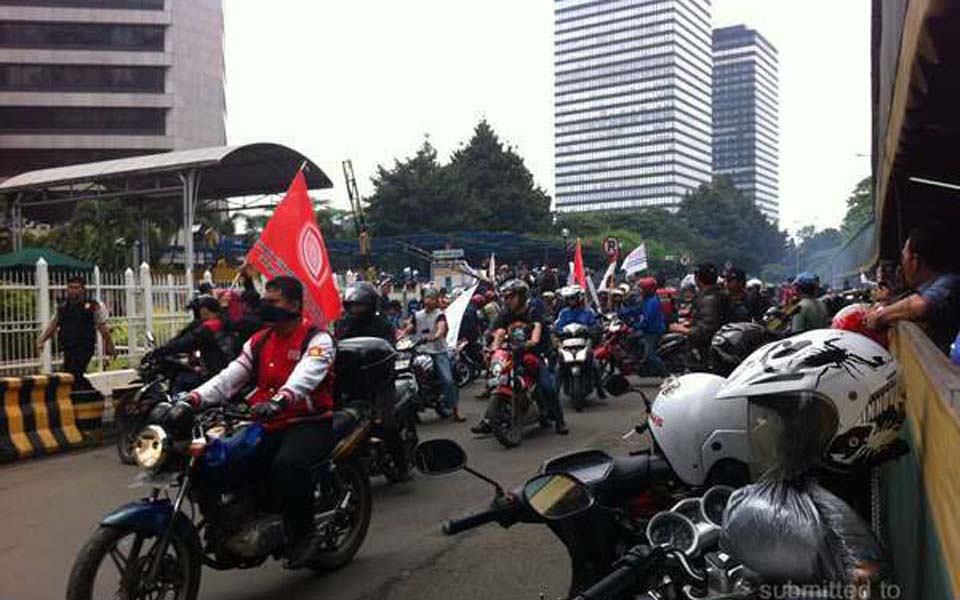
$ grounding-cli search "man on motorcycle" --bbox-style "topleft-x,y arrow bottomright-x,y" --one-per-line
472,279 -> 569,435
148,295 -> 233,392
186,276 -> 336,569
401,287 -> 464,421
554,285 -> 607,399
335,281 -> 396,343
670,263 -> 731,355
632,277 -> 668,376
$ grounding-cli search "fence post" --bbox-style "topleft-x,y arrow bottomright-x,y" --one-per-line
141,263 -> 154,338
166,273 -> 175,313
93,265 -> 103,371
36,258 -> 52,373
124,267 -> 137,360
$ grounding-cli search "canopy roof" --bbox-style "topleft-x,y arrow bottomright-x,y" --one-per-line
0,142 -> 333,223
0,247 -> 92,271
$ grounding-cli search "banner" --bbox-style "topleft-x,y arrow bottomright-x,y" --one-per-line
445,284 -> 479,349
573,238 -> 587,289
621,243 -> 648,277
246,170 -> 342,327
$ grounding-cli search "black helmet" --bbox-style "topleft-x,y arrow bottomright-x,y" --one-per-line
694,263 -> 718,285
500,279 -> 530,306
710,322 -> 772,374
188,294 -> 220,319
343,282 -> 379,314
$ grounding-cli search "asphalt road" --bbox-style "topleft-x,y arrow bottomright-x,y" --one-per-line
0,383 -> 655,600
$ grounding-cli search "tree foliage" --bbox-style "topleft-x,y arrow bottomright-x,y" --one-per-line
365,120 -> 551,235
840,176 -> 874,237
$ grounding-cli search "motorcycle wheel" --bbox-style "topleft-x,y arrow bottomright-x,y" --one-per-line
115,419 -> 140,465
66,525 -> 201,600
492,397 -> 523,448
568,376 -> 587,413
382,418 -> 419,484
453,359 -> 472,388
310,461 -> 372,572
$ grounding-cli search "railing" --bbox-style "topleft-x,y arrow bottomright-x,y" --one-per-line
882,322 -> 960,599
0,260 -> 192,376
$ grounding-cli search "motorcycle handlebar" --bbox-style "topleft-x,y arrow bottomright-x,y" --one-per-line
571,564 -> 639,600
441,506 -> 508,535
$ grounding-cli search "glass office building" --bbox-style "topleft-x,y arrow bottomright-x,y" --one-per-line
554,0 -> 713,213
712,25 -> 780,221
0,0 -> 226,180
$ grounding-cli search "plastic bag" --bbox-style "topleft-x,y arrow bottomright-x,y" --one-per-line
721,478 -> 886,584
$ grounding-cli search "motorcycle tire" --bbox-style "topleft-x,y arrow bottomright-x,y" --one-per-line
492,397 -> 523,448
453,359 -> 472,388
309,461 -> 372,572
568,376 -> 587,413
115,419 -> 140,465
382,418 -> 419,484
66,524 -> 202,600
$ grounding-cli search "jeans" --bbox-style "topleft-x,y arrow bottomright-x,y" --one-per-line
641,333 -> 667,376
484,354 -> 564,425
257,420 -> 335,542
431,352 -> 460,411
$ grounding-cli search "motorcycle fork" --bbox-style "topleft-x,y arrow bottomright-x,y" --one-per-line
145,457 -> 195,585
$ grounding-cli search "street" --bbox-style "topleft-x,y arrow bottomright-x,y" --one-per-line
0,384 -> 655,600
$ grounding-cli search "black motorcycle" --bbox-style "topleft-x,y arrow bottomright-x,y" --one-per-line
394,337 -> 447,418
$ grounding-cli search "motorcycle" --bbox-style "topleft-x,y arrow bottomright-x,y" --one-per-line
394,337 -> 447,418
595,316 -> 700,380
555,322 -> 598,412
487,324 -> 548,448
453,338 -> 485,388
114,332 -> 203,465
66,401 -> 373,600
337,336 -> 420,483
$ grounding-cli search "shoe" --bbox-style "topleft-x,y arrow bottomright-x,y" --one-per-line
452,411 -> 467,423
470,420 -> 492,435
554,422 -> 569,435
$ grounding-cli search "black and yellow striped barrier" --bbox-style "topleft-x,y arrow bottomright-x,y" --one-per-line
0,374 -> 85,463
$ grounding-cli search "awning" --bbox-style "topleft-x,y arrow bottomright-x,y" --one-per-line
0,247 -> 92,271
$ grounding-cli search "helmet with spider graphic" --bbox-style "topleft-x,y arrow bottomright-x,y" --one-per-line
716,329 -> 899,476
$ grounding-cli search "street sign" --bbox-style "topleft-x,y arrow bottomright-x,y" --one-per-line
680,254 -> 692,266
602,236 -> 620,260
431,248 -> 464,260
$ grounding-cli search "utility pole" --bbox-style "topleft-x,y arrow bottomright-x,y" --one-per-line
342,160 -> 371,272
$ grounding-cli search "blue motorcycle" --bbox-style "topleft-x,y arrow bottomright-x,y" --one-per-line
65,337 -> 394,600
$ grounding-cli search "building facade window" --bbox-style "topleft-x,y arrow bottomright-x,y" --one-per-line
0,0 -> 163,9
0,22 -> 165,51
0,106 -> 166,134
0,64 -> 165,92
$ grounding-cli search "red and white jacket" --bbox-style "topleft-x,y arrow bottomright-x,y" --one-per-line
191,318 -> 335,430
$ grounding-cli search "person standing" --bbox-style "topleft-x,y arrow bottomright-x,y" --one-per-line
791,272 -> 829,333
402,288 -> 464,421
36,276 -> 114,390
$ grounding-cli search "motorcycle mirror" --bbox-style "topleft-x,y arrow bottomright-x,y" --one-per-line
414,439 -> 467,475
523,473 -> 594,521
604,374 -> 631,397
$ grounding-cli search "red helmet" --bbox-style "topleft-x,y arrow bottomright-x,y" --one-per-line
471,294 -> 485,306
638,277 -> 658,294
831,303 -> 887,348
484,290 -> 495,302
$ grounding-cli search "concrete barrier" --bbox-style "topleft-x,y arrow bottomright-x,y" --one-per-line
0,374 -> 84,462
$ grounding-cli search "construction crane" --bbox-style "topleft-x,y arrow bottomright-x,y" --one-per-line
342,159 -> 371,270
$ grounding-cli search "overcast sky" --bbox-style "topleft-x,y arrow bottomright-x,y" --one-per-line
224,0 -> 871,233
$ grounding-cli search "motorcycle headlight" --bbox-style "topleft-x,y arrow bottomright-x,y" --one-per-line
133,424 -> 169,470
490,362 -> 503,377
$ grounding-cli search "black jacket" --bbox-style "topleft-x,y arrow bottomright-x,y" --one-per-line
335,314 -> 396,344
688,286 -> 731,350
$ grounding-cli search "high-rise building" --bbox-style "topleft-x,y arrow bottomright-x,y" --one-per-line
712,25 -> 779,221
0,0 -> 226,180
554,0 -> 713,213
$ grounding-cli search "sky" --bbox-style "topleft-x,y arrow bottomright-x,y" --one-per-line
223,0 -> 872,234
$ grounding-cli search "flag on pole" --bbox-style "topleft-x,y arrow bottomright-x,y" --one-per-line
573,238 -> 587,289
246,170 -> 342,327
600,260 -> 617,291
488,253 -> 496,284
445,284 -> 479,349
621,243 -> 649,277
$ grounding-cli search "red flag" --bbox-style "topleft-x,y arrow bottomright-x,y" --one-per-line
246,171 -> 342,327
573,238 -> 587,289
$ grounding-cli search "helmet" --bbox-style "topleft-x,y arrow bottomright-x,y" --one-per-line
423,287 -> 440,300
638,277 -> 658,294
710,322 -> 773,375
193,294 -> 221,315
648,373 -> 750,487
610,286 -> 625,298
343,282 -> 379,314
723,267 -> 746,283
484,290 -> 496,302
559,285 -> 584,304
471,293 -> 485,306
831,303 -> 887,348
500,279 -> 530,305
718,329 -> 899,470
794,271 -> 818,294
680,273 -> 697,292
694,263 -> 718,285
541,290 -> 556,301
746,278 -> 763,289
617,283 -> 630,295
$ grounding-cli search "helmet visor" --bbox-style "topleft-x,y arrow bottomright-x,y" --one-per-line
747,393 -> 839,479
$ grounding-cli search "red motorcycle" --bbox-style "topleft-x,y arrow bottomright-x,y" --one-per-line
487,323 -> 546,448
595,315 -> 699,382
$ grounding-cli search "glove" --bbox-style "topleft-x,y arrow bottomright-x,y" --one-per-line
252,396 -> 285,420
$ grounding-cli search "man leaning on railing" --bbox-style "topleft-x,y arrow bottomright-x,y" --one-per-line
866,226 -> 960,354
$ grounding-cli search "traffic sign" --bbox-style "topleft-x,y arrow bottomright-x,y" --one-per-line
431,248 -> 464,260
680,254 -> 692,266
602,237 -> 620,260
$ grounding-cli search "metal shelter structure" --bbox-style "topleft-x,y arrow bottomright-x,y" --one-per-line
0,143 -> 333,289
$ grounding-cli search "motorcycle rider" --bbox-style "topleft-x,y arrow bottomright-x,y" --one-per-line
634,277 -> 668,376
335,281 -> 395,343
471,279 -> 569,435
148,295 -> 233,393
723,267 -> 756,323
791,272 -> 829,333
554,284 -> 606,399
670,263 -> 731,356
401,287 -> 464,421
185,276 -> 336,569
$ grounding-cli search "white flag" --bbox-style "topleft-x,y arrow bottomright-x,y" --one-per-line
488,253 -> 496,283
599,261 -> 617,290
621,243 -> 648,276
445,284 -> 479,349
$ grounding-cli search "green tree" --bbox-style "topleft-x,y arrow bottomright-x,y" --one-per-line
676,176 -> 787,274
840,176 -> 874,236
365,138 -> 447,236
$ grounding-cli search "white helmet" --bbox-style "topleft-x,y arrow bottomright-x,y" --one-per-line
717,329 -> 899,468
680,273 -> 697,292
648,373 -> 750,487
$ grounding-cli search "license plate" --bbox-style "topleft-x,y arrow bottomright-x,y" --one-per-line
395,360 -> 411,370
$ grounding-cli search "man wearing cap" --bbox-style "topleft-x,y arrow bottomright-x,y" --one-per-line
402,288 -> 463,421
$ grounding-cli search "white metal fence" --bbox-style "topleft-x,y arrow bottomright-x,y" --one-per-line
0,260 -> 193,376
